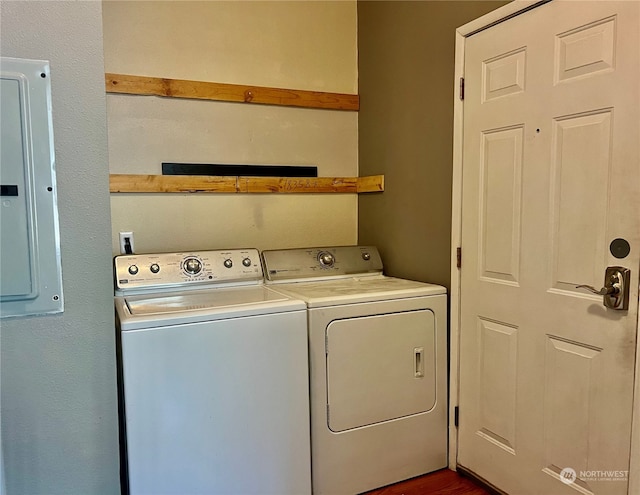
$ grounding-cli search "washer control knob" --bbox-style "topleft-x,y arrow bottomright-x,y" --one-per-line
362,252 -> 371,261
150,263 -> 160,274
224,259 -> 233,269
128,265 -> 139,275
184,258 -> 202,275
318,251 -> 335,267
242,257 -> 252,267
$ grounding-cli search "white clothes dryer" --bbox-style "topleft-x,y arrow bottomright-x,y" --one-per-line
262,246 -> 448,495
114,249 -> 311,495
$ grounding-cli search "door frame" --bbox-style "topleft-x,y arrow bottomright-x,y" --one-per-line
449,2 -> 640,493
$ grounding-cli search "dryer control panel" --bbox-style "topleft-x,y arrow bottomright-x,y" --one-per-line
262,246 -> 383,282
115,249 -> 262,294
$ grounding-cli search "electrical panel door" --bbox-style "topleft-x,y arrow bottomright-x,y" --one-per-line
0,57 -> 63,317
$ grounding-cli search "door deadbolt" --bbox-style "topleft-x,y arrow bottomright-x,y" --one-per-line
576,266 -> 631,310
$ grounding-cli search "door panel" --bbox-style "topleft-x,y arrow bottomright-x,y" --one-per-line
555,16 -> 615,83
482,47 -> 526,101
476,318 -> 518,454
542,336 -> 603,484
458,2 -> 639,494
479,126 -> 524,285
550,110 -> 611,293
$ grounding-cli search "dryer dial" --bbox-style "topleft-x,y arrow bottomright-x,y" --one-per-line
318,251 -> 335,268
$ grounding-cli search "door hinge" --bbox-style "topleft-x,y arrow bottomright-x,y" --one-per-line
454,406 -> 459,427
456,247 -> 462,269
325,334 -> 329,354
327,404 -> 330,422
459,77 -> 465,100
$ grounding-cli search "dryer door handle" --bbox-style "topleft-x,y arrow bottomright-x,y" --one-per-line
414,347 -> 424,378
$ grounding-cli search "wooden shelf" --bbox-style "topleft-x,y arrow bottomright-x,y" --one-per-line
105,73 -> 359,111
109,174 -> 383,194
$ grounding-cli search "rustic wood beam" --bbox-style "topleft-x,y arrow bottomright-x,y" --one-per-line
109,174 -> 384,194
105,73 -> 359,111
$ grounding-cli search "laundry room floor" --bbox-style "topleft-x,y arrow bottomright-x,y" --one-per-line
363,468 -> 492,495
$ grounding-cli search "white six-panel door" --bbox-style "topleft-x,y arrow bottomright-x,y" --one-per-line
456,1 -> 639,494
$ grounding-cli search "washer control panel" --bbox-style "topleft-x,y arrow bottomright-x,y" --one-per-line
262,246 -> 383,282
114,249 -> 262,292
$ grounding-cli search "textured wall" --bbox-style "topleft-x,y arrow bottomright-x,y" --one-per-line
0,2 -> 120,494
103,1 -> 359,255
358,1 -> 508,288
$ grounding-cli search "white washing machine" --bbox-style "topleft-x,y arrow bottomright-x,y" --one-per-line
114,249 -> 311,495
262,246 -> 448,495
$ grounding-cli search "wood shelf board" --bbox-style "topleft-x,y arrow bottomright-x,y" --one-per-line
105,73 -> 359,111
109,174 -> 383,194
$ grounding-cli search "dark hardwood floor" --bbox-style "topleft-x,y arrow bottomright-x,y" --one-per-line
363,468 -> 491,495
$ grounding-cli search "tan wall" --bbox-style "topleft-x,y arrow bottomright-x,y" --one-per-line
357,0 -> 508,288
103,1 -> 358,255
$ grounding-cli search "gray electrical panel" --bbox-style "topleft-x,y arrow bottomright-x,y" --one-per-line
0,57 -> 63,317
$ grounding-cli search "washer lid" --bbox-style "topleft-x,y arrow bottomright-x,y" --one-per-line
116,286 -> 305,330
270,276 -> 446,308
127,286 -> 293,315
